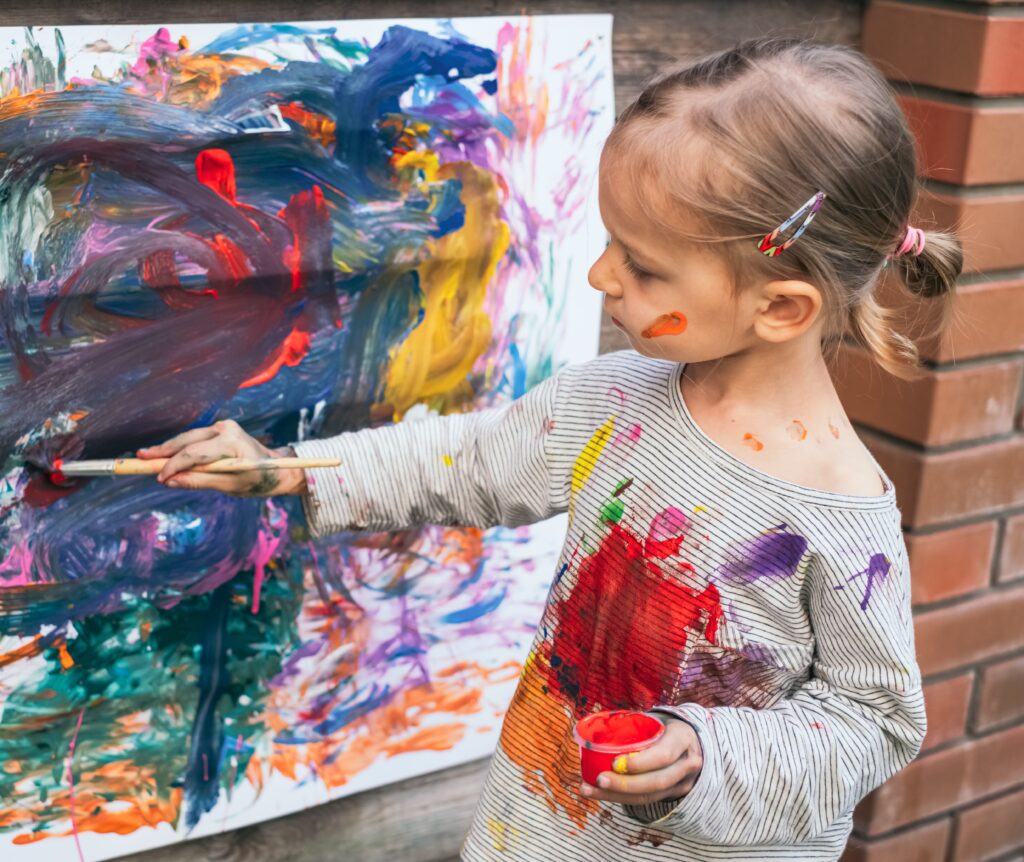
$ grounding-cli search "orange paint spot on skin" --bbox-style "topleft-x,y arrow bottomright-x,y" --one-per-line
742,433 -> 764,452
829,420 -> 841,439
641,310 -> 687,339
788,420 -> 808,442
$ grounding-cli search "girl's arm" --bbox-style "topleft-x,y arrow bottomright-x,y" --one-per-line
292,369 -> 574,536
624,540 -> 925,845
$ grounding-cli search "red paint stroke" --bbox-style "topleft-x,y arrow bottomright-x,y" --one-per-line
66,708 -> 86,862
195,149 -> 237,203
545,516 -> 722,711
641,311 -> 687,339
239,328 -> 311,389
742,433 -> 764,452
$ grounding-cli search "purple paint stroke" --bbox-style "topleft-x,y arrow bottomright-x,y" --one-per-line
718,525 -> 809,585
834,553 -> 891,611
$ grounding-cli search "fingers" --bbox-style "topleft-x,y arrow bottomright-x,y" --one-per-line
157,437 -> 242,483
138,426 -> 220,459
593,749 -> 701,799
580,768 -> 699,806
615,720 -> 699,774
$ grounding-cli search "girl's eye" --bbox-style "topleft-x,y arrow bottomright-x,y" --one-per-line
622,253 -> 653,281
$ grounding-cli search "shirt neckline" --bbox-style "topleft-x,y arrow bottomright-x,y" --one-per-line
665,361 -> 897,511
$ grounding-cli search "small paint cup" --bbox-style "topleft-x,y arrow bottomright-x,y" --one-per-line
573,710 -> 665,786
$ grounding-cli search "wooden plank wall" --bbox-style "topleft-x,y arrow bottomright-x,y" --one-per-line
0,2 -> 861,860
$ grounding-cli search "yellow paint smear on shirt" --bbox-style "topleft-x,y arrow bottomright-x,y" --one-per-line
570,416 -> 616,519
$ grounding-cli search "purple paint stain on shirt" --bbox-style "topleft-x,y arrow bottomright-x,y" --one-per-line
835,553 -> 891,611
718,525 -> 809,585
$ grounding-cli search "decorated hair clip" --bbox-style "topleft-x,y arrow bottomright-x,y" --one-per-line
757,191 -> 826,257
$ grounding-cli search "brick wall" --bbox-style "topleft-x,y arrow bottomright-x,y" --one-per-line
839,2 -> 1024,860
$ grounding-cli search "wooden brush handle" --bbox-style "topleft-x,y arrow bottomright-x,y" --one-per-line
112,457 -> 340,475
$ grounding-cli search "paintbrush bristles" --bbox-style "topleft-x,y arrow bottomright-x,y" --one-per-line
58,457 -> 341,476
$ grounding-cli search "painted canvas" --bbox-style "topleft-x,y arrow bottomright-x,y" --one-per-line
0,16 -> 612,860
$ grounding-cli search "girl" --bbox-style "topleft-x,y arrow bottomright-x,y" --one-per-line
142,38 -> 961,862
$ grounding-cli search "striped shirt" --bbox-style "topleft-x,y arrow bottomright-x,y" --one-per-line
294,350 -> 926,862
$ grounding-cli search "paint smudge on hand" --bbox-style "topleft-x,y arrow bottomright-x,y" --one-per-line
641,311 -> 687,339
787,420 -> 807,442
742,433 -> 764,452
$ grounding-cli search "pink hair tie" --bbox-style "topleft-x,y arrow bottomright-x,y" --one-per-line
895,225 -> 926,256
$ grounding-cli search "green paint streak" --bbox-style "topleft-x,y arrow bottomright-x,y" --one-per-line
0,564 -> 302,839
599,496 -> 625,524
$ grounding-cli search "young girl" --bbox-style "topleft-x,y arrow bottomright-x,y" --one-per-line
142,38 -> 961,862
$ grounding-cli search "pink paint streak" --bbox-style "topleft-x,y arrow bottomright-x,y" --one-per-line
66,708 -> 86,862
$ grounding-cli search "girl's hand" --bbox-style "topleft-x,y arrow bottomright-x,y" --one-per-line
137,420 -> 306,497
580,716 -> 703,806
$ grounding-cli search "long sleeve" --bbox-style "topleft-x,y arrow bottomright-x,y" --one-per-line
291,369 -> 576,537
627,537 -> 926,846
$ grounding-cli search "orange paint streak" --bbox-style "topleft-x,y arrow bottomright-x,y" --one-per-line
787,420 -> 808,442
58,642 -> 74,669
499,655 -> 597,829
0,635 -> 44,669
239,328 -> 311,389
641,311 -> 688,339
829,420 -> 841,439
742,433 -> 764,452
279,102 -> 336,147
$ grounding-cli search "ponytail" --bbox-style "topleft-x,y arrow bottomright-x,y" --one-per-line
849,227 -> 963,380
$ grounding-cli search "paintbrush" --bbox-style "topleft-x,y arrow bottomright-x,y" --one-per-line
55,457 -> 341,477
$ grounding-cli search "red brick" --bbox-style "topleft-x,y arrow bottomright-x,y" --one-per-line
975,653 -> 1024,731
917,186 -> 1024,273
926,277 -> 1024,363
914,584 -> 1024,676
843,818 -> 951,861
836,346 -> 1021,446
953,786 -> 1024,861
922,674 -> 973,751
1000,514 -> 1024,582
864,435 -> 1024,528
865,2 -> 1024,96
899,95 -> 1024,186
907,522 -> 996,605
855,724 -> 1024,834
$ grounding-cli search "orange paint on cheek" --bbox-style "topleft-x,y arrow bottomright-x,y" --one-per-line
787,420 -> 808,441
742,433 -> 764,452
641,311 -> 687,339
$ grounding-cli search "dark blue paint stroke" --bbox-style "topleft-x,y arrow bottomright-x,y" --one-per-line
183,582 -> 231,830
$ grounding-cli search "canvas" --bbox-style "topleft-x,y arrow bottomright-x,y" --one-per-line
0,16 -> 612,860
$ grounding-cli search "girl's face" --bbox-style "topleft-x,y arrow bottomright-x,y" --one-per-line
589,159 -> 759,365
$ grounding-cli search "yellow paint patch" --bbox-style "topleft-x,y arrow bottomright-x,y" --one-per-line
486,816 -> 522,852
613,754 -> 630,774
693,505 -> 708,515
442,454 -> 453,467
570,416 -> 616,519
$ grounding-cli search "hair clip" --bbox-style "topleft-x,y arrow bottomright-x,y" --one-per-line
757,191 -> 826,257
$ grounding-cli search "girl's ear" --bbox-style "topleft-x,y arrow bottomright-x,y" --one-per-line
752,279 -> 823,343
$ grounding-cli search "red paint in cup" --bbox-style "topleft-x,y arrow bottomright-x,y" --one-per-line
573,710 -> 664,786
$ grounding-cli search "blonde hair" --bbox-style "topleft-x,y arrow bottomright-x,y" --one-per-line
605,38 -> 961,379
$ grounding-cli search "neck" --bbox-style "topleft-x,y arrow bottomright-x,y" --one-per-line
682,336 -> 838,415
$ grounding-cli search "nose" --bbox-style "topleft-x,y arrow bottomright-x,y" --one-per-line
588,245 -> 622,298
